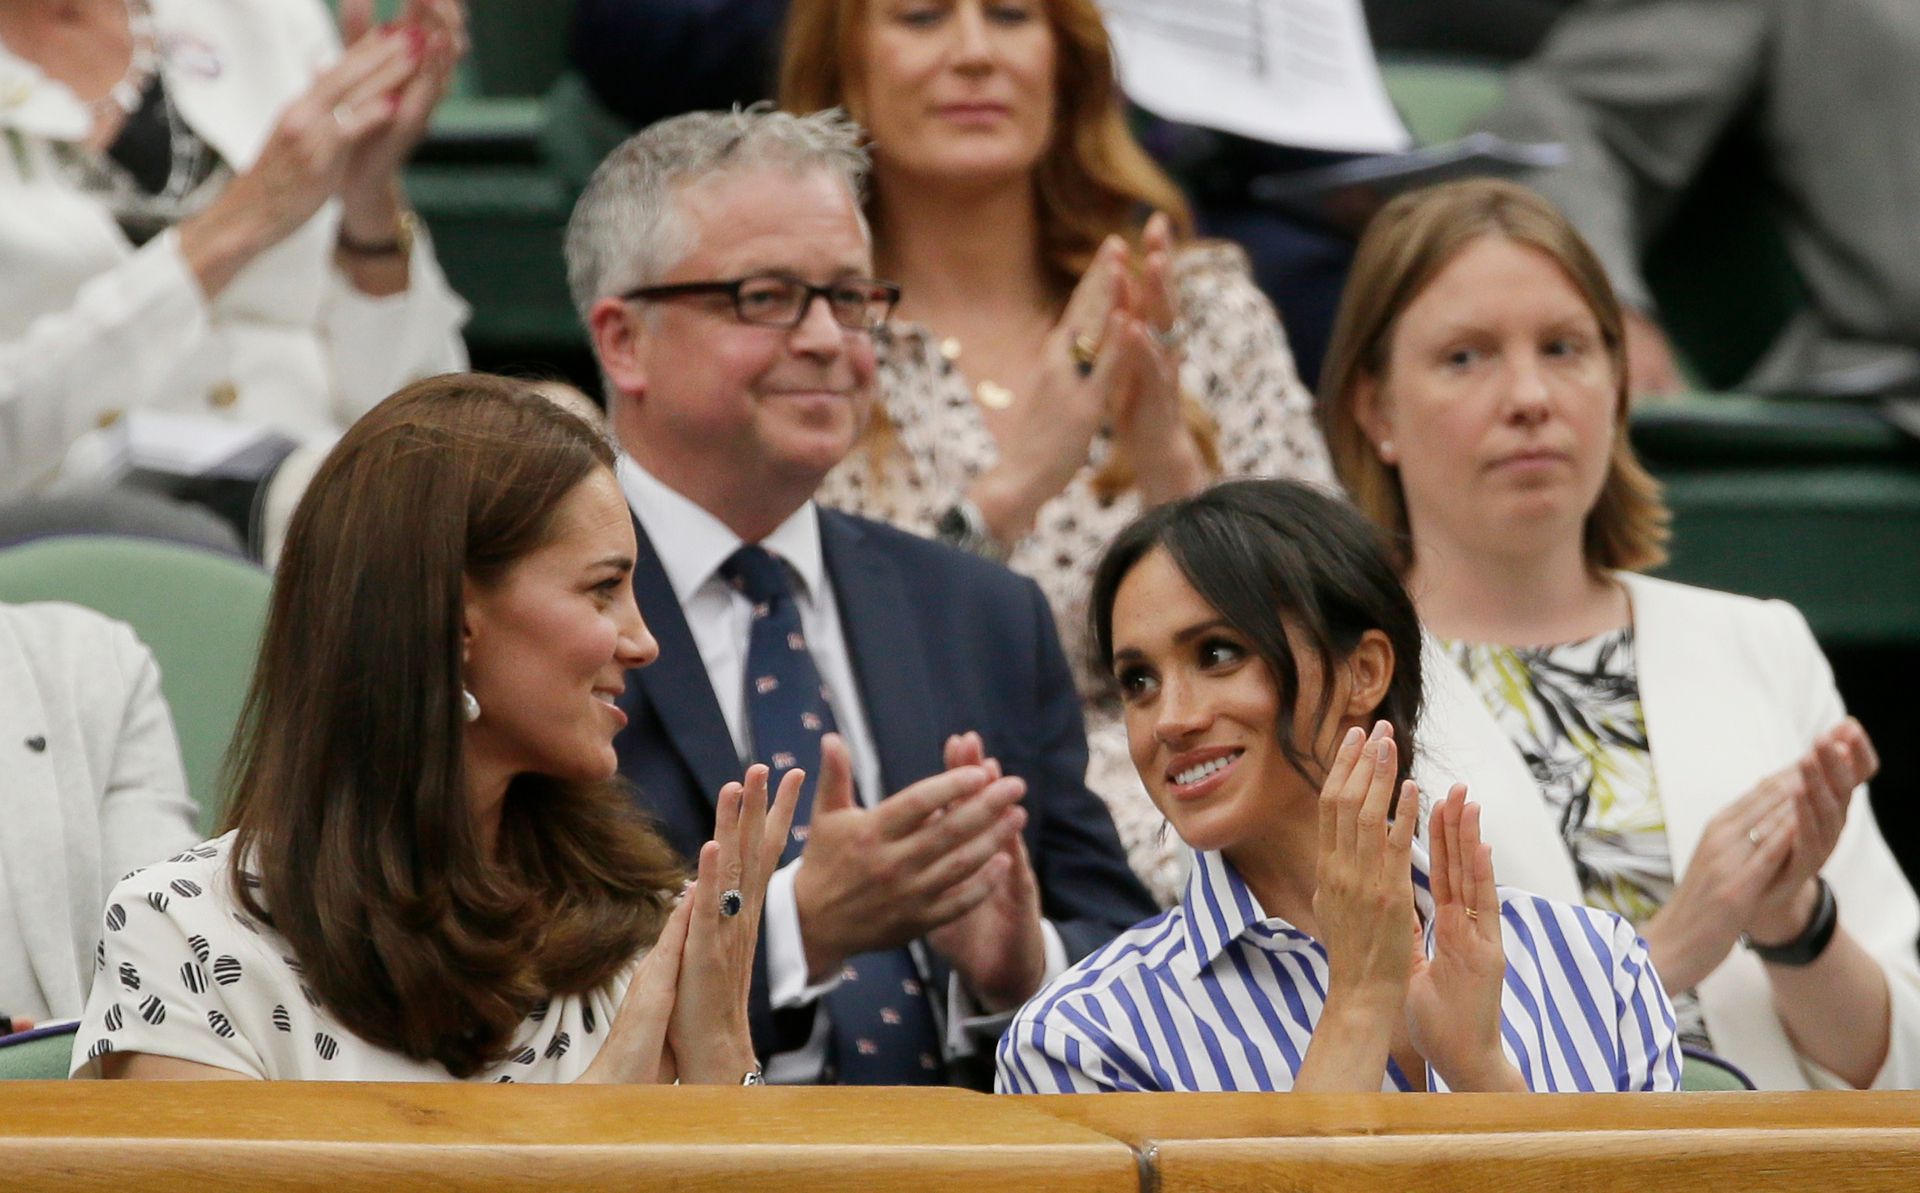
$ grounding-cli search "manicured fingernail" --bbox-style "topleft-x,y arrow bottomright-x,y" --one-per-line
1343,726 -> 1363,748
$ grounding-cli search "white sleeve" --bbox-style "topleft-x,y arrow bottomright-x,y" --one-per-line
70,868 -> 266,1079
1765,601 -> 1920,1089
0,231 -> 211,495
761,860 -> 844,1009
318,227 -> 470,424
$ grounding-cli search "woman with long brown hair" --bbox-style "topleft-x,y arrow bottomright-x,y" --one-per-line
72,373 -> 796,1082
781,0 -> 1333,903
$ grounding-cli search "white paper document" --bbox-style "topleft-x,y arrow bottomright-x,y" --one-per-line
1100,0 -> 1411,154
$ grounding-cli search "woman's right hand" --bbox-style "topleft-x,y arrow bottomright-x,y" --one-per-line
175,26 -> 421,298
1295,722 -> 1418,1091
968,237 -> 1132,546
581,880 -> 695,1084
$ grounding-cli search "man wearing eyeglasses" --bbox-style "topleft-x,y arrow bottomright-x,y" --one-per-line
565,107 -> 1154,1088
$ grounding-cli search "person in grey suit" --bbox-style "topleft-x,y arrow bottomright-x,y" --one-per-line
1478,0 -> 1920,398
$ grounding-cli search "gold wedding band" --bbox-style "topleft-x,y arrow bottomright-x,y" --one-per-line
1069,332 -> 1100,377
1464,908 -> 1480,921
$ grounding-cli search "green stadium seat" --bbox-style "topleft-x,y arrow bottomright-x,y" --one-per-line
0,537 -> 270,831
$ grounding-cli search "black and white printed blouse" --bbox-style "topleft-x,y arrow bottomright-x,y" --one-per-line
70,832 -> 637,1081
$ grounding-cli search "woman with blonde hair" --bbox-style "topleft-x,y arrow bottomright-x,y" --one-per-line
1320,177 -> 1920,1090
781,0 -> 1333,902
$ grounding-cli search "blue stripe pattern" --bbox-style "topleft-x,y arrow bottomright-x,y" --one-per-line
996,845 -> 1681,1094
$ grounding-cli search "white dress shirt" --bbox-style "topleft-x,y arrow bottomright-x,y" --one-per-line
618,458 -> 1064,1082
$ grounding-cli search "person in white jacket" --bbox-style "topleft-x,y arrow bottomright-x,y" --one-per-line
1321,178 -> 1920,1091
0,0 -> 468,549
0,600 -> 198,1031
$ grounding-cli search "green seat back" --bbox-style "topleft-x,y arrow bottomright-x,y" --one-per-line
1379,60 -> 1511,147
1680,1049 -> 1755,1091
0,1030 -> 77,1081
0,537 -> 271,832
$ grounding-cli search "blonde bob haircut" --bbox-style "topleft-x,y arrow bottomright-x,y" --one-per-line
779,0 -> 1193,281
1320,178 -> 1669,575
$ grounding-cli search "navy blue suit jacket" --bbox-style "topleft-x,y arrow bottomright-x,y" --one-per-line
614,506 -> 1155,1064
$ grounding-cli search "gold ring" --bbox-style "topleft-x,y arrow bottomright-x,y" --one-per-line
1463,908 -> 1479,920
1069,332 -> 1099,377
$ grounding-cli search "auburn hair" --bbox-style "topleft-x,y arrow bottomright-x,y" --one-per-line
222,373 -> 683,1078
779,0 -> 1215,499
1319,178 -> 1669,574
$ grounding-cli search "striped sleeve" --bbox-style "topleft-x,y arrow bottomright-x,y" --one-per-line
997,996 -> 1133,1094
1609,916 -> 1683,1091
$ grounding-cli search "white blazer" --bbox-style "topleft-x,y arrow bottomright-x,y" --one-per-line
0,602 -> 199,1021
1415,573 -> 1920,1090
0,0 -> 469,494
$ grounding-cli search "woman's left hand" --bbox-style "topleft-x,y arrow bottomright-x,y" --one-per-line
664,764 -> 802,1084
1745,718 -> 1877,946
1108,212 -> 1208,506
334,0 -> 467,241
1404,784 -> 1525,1091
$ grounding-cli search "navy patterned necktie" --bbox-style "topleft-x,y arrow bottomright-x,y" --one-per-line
720,544 -> 945,1084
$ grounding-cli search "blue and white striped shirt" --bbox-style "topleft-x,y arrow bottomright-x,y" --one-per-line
997,845 -> 1681,1094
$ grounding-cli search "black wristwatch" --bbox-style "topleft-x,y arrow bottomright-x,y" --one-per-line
935,498 -> 1008,562
1742,877 -> 1839,967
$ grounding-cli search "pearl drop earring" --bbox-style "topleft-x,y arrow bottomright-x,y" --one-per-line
1378,439 -> 1397,464
462,688 -> 481,723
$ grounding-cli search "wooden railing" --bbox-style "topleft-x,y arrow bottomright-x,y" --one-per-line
3,1085 -> 1917,1191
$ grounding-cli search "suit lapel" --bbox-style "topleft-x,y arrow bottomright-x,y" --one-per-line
818,512 -> 943,796
1624,574 -> 1724,878
625,516 -> 742,808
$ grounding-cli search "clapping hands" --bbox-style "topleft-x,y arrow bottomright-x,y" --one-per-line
1644,717 -> 1876,991
587,764 -> 800,1084
1305,721 -> 1521,1092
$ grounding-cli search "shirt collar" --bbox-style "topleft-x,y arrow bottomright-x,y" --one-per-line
1181,839 -> 1440,968
617,454 -> 825,602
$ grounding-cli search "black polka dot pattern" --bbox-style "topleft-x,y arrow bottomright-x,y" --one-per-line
511,1046 -> 537,1065
213,956 -> 243,986
118,961 -> 140,990
145,891 -> 170,914
231,912 -> 259,935
95,939 -> 105,971
281,954 -> 303,975
169,879 -> 204,899
272,1005 -> 292,1033
137,995 -> 166,1025
188,934 -> 211,964
207,1011 -> 235,1039
529,998 -> 550,1023
494,1075 -> 515,1083
105,904 -> 126,931
543,1032 -> 571,1060
180,962 -> 208,995
168,851 -> 196,864
103,1005 -> 123,1033
582,1002 -> 596,1035
87,1039 -> 114,1060
314,1032 -> 339,1061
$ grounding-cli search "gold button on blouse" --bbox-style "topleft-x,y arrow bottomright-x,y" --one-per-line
208,382 -> 238,408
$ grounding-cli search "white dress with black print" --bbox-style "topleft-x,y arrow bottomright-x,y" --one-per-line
70,832 -> 637,1081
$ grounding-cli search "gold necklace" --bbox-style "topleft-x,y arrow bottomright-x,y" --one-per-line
939,337 -> 1016,410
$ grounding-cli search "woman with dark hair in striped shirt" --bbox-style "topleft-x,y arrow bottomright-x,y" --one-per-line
996,479 -> 1681,1093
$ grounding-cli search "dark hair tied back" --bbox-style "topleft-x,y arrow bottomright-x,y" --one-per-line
1088,479 -> 1424,789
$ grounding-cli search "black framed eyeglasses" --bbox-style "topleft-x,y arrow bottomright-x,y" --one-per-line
622,274 -> 902,331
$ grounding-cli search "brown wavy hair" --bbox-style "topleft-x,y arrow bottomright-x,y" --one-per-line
779,0 -> 1215,499
1320,179 -> 1669,574
222,373 -> 683,1078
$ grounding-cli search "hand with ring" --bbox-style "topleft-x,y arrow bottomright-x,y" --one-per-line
1405,781 -> 1519,1090
663,763 -> 801,1084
